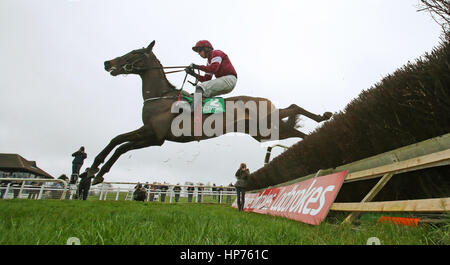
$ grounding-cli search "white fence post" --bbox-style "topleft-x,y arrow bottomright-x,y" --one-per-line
37,185 -> 45,200
115,188 -> 120,201
69,185 -> 75,200
60,182 -> 68,200
18,181 -> 25,198
3,183 -> 11,199
99,184 -> 104,200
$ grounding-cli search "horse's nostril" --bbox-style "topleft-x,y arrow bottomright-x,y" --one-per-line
104,61 -> 111,69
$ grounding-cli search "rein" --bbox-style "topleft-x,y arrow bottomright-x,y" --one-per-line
143,71 -> 190,104
149,65 -> 188,75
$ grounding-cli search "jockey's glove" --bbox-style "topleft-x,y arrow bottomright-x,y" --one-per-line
185,67 -> 196,76
189,63 -> 200,69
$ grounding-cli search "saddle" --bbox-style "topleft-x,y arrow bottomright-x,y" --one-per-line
181,95 -> 225,114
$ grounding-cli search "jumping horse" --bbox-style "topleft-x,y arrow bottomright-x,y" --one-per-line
88,40 -> 332,185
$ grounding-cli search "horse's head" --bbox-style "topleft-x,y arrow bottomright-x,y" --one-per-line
104,40 -> 157,76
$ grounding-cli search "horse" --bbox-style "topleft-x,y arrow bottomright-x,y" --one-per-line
88,40 -> 332,185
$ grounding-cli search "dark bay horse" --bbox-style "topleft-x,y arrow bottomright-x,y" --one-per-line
88,40 -> 332,185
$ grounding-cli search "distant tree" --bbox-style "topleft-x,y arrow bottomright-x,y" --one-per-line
417,0 -> 450,33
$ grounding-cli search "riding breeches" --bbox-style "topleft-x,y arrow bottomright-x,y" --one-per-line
198,75 -> 237,98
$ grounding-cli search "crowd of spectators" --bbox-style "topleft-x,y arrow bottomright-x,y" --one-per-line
130,181 -> 235,204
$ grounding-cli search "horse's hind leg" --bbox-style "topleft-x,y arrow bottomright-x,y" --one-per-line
89,126 -> 147,176
251,124 -> 306,142
92,138 -> 164,185
280,104 -> 332,123
250,116 -> 307,142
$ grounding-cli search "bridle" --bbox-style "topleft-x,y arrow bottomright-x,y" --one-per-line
117,50 -> 195,103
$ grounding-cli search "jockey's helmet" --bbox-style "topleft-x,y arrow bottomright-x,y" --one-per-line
192,40 -> 213,52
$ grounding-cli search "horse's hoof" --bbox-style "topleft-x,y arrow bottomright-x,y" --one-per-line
322,112 -> 333,121
87,168 -> 99,178
92,176 -> 104,186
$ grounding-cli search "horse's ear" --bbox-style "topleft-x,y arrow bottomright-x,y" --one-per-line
147,40 -> 155,50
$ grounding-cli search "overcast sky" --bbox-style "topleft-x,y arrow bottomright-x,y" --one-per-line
0,0 -> 442,186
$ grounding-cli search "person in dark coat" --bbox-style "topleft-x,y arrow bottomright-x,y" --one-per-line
217,185 -> 224,203
133,183 -> 147,202
72,146 -> 87,175
173,184 -> 181,202
160,183 -> 169,202
235,163 -> 250,211
149,183 -> 156,201
212,184 -> 217,200
77,168 -> 93,200
187,185 -> 195,203
197,184 -> 204,203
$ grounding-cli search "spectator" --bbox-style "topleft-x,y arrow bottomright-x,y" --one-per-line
197,184 -> 204,203
149,183 -> 156,202
77,168 -> 94,200
217,185 -> 224,203
226,183 -> 234,204
71,146 -> 87,176
187,185 -> 195,203
134,182 -> 142,190
212,184 -> 217,200
235,163 -> 250,211
133,183 -> 147,202
173,183 -> 181,202
160,183 -> 169,202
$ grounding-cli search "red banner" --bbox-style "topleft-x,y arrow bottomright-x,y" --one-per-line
232,171 -> 347,225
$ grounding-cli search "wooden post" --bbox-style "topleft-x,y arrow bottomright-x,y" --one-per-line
264,147 -> 272,165
342,173 -> 394,224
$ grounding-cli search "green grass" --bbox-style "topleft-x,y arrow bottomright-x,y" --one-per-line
0,199 -> 448,245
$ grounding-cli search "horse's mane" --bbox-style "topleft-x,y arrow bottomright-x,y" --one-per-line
150,51 -> 176,91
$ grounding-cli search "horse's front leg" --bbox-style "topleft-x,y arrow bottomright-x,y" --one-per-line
88,126 -> 147,177
92,138 -> 164,185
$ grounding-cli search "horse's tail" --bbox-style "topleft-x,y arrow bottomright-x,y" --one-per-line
284,114 -> 302,129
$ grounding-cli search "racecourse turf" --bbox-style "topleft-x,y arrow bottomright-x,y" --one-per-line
0,199 -> 448,245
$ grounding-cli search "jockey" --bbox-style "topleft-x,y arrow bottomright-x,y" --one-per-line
185,40 -> 238,98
